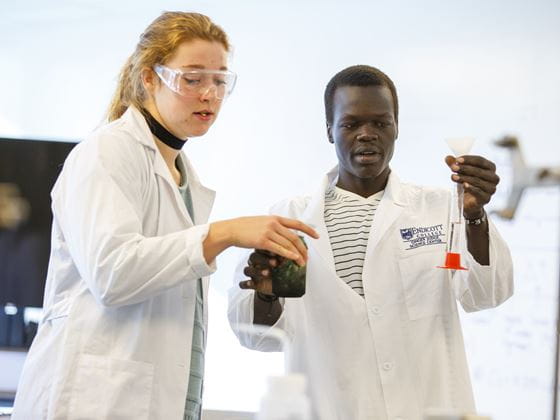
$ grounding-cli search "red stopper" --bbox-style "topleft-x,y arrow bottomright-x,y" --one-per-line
437,252 -> 468,270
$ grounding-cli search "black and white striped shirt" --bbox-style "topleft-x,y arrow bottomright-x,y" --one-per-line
324,186 -> 383,297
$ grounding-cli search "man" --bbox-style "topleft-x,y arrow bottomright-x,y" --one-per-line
228,65 -> 513,420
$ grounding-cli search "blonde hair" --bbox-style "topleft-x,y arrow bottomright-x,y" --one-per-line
107,12 -> 230,121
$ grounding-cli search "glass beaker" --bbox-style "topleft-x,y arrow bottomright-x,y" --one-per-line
271,236 -> 307,297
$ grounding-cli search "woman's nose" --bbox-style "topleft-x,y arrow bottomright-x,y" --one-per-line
199,85 -> 219,101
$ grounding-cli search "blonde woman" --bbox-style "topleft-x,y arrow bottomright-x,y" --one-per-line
12,12 -> 317,420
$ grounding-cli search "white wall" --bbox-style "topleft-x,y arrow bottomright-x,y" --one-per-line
1,0 -> 559,417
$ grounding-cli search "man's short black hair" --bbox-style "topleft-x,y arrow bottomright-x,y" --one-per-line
324,65 -> 399,126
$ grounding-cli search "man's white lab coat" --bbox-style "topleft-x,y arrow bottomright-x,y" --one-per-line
12,106 -> 216,419
228,168 -> 513,420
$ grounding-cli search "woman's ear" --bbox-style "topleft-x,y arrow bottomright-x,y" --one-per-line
141,67 -> 157,95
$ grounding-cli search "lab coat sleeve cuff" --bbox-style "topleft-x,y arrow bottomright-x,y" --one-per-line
227,250 -> 291,351
250,293 -> 287,330
186,223 -> 217,278
466,218 -> 510,276
251,293 -> 290,350
457,219 -> 514,310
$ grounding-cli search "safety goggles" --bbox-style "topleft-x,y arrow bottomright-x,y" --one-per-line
153,64 -> 237,100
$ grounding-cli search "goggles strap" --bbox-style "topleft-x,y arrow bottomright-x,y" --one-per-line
141,108 -> 185,150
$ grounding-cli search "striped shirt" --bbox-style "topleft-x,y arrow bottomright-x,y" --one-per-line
324,186 -> 383,297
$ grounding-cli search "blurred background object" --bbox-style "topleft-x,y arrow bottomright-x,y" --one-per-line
0,138 -> 75,348
493,136 -> 560,220
0,183 -> 29,230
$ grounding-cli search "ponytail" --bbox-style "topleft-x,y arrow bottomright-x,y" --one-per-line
107,56 -> 135,122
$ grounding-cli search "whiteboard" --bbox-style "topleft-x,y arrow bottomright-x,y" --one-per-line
461,150 -> 559,420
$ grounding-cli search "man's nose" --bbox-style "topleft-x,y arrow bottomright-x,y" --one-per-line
356,129 -> 379,141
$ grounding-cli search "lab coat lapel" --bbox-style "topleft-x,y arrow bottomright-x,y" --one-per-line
151,146 -> 216,228
366,172 -> 407,255
125,106 -> 193,226
300,168 -> 338,276
152,148 -> 194,225
181,153 -> 216,225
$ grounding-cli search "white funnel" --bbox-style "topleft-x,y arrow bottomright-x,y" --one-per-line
445,137 -> 475,156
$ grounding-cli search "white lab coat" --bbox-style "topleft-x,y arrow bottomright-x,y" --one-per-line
12,106 -> 217,420
228,167 -> 513,420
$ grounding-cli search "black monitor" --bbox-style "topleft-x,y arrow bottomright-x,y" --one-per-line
0,137 -> 76,309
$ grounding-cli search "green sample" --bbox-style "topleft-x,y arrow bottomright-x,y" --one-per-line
271,237 -> 307,298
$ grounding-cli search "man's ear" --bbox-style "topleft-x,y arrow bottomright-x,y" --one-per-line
327,122 -> 334,144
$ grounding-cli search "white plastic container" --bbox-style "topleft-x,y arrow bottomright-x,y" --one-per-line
256,373 -> 311,420
424,408 -> 491,420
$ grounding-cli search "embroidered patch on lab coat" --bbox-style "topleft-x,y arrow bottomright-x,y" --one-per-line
400,224 -> 446,250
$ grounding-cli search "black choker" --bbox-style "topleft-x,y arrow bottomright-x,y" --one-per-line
142,109 -> 185,150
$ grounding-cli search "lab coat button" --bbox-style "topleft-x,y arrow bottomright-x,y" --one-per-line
370,306 -> 380,315
382,362 -> 393,371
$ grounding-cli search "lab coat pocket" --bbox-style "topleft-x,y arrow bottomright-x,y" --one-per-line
68,354 -> 154,420
398,249 -> 455,320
